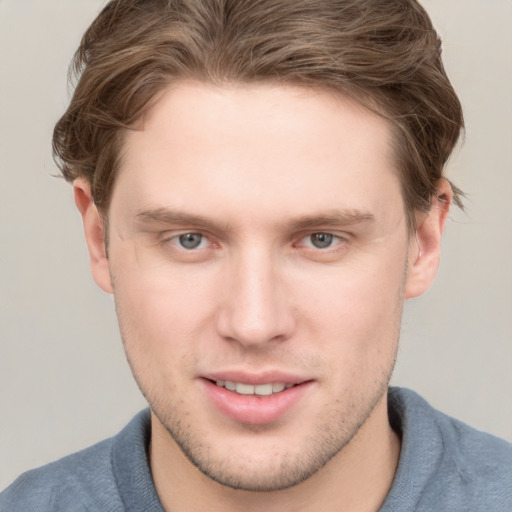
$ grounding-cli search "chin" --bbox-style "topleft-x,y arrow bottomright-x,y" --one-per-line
151,394 -> 380,493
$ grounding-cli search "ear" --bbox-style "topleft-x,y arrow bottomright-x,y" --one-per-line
405,179 -> 452,299
74,179 -> 113,294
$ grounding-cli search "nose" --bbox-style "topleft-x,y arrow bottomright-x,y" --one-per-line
215,249 -> 296,348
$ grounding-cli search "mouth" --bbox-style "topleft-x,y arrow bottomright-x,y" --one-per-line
213,380 -> 295,396
200,375 -> 314,425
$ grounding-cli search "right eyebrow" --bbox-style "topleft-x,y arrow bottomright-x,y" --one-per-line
134,207 -> 231,233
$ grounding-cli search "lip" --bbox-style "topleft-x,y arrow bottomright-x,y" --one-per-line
203,370 -> 308,386
199,372 -> 314,425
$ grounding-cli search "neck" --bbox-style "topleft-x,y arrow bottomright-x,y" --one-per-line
150,394 -> 400,512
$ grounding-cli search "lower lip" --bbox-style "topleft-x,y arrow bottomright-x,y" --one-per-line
201,379 -> 313,425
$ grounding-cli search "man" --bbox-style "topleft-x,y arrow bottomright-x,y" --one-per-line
1,0 -> 511,510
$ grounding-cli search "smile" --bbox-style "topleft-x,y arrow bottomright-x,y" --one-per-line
215,380 -> 294,396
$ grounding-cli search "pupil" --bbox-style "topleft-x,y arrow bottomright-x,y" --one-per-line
312,233 -> 332,248
179,233 -> 202,249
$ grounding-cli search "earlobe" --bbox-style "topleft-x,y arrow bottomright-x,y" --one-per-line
405,179 -> 452,299
74,179 -> 113,294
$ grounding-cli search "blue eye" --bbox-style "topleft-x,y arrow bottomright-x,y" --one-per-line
178,233 -> 204,249
309,233 -> 334,249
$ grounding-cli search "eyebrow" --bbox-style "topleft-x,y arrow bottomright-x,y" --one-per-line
287,210 -> 375,231
135,208 -> 229,232
134,207 -> 375,233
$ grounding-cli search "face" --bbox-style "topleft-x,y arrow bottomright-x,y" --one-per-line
77,81 -> 445,492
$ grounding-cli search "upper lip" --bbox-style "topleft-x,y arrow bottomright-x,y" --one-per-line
202,370 -> 312,386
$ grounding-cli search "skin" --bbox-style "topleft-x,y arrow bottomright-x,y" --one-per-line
75,81 -> 451,512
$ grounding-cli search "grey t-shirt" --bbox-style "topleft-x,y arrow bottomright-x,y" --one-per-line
2,387 -> 511,511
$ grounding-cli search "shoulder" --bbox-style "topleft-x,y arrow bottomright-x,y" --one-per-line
0,437 -> 122,512
428,399 -> 512,507
0,410 -> 152,512
386,387 -> 512,511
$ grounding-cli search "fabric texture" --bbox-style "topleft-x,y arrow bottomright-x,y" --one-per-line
1,387 -> 511,511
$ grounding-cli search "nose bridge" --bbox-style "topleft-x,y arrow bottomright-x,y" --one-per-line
217,244 -> 294,347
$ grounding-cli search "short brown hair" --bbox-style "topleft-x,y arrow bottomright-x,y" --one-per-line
53,0 -> 464,228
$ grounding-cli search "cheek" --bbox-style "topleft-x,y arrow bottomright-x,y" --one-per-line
295,255 -> 406,362
110,252 -> 220,378
114,239 -> 215,321
301,256 -> 405,320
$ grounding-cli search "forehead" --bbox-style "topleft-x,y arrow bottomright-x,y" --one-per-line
113,81 -> 403,229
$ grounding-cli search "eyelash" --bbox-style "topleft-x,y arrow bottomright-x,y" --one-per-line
176,233 -> 207,250
163,232 -> 211,251
297,232 -> 347,251
161,231 -> 349,257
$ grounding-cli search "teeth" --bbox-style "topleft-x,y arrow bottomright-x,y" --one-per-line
254,384 -> 273,396
236,383 -> 255,395
216,380 -> 293,396
225,381 -> 236,391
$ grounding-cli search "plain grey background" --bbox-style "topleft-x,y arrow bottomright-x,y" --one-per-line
1,0 -> 511,491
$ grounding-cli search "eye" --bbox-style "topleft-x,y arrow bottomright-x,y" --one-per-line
300,232 -> 345,250
308,233 -> 334,249
176,233 -> 205,250
296,232 -> 349,259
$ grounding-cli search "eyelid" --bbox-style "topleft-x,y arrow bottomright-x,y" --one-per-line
161,230 -> 220,251
161,230 -> 199,243
158,229 -> 349,253
295,231 -> 349,247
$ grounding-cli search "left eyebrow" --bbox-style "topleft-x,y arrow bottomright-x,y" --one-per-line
286,209 -> 375,231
